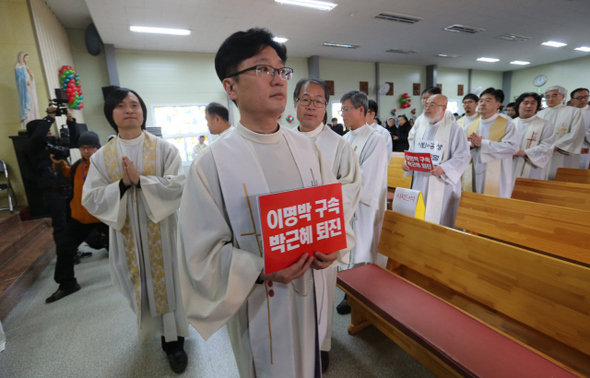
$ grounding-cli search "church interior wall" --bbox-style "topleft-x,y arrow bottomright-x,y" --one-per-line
66,28 -> 111,144
510,55 -> 590,101
437,67 -> 469,111
377,62 -> 426,121
0,0 -> 50,207
470,70 -> 504,96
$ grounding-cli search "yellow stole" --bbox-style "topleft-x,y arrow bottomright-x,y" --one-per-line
103,132 -> 169,321
466,116 -> 508,195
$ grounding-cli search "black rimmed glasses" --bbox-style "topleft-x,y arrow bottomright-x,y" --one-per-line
226,65 -> 294,80
297,98 -> 327,108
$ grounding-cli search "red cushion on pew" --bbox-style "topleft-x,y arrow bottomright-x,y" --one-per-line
387,192 -> 395,202
337,264 -> 578,378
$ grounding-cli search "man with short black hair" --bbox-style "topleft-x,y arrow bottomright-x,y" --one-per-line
330,117 -> 345,135
293,77 -> 360,372
205,102 -> 233,137
457,93 -> 479,130
177,28 -> 347,377
538,85 -> 585,179
570,87 -> 590,169
511,92 -> 556,186
467,88 -> 519,197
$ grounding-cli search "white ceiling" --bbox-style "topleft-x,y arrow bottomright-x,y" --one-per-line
47,0 -> 590,72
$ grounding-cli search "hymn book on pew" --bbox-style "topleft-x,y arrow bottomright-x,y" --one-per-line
257,183 -> 347,274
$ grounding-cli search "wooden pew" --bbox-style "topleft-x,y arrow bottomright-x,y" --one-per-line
338,211 -> 590,377
388,152 -> 412,190
512,177 -> 590,211
555,168 -> 590,184
455,191 -> 590,266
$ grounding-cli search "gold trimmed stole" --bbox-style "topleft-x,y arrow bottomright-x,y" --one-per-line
466,116 -> 508,195
103,132 -> 169,323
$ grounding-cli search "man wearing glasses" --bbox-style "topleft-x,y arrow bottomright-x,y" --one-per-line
456,94 -> 479,130
177,28 -> 348,377
292,78 -> 361,372
569,88 -> 590,169
537,85 -> 585,179
338,90 -> 388,311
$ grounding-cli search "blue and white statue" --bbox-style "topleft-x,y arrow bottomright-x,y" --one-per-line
15,52 -> 40,129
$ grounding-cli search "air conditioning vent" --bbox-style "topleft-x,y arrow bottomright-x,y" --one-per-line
375,12 -> 423,24
386,49 -> 417,54
496,33 -> 531,42
323,42 -> 359,49
444,24 -> 485,34
437,53 -> 461,58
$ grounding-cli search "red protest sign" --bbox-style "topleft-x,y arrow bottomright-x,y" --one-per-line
404,151 -> 434,172
258,183 -> 346,275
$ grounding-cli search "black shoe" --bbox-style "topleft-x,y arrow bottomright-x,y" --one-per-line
167,350 -> 188,374
46,283 -> 81,303
336,295 -> 351,315
321,351 -> 330,373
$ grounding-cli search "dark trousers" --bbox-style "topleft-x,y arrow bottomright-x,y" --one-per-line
54,218 -> 109,289
42,191 -> 68,246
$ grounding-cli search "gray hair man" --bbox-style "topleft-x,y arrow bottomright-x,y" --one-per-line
537,85 -> 586,179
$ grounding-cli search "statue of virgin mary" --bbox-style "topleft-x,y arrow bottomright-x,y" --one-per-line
15,52 -> 40,129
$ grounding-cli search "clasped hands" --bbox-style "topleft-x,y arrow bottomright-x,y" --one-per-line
259,251 -> 338,284
121,156 -> 140,186
468,132 -> 483,148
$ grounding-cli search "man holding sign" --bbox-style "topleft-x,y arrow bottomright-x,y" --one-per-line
403,95 -> 470,227
177,28 -> 350,377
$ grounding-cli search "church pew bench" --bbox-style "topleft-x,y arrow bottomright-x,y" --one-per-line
338,211 -> 590,377
555,167 -> 590,184
512,177 -> 590,211
455,191 -> 590,266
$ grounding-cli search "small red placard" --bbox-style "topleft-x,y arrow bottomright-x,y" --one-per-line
404,151 -> 434,172
258,183 -> 347,274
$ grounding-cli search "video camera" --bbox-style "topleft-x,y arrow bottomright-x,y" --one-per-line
46,98 -> 69,117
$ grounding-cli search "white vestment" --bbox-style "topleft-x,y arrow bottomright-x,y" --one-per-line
471,114 -> 519,198
343,124 -> 388,266
82,131 -> 189,342
178,123 -> 345,378
407,118 -> 470,227
298,123 -> 361,352
537,104 -> 585,179
511,115 -> 556,186
578,105 -> 590,169
408,110 -> 455,146
369,122 -> 393,161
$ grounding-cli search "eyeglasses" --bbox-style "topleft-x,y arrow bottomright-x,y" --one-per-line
297,98 -> 327,108
573,94 -> 590,100
462,100 -> 475,105
545,93 -> 563,99
425,103 -> 444,109
340,106 -> 358,113
226,64 -> 294,80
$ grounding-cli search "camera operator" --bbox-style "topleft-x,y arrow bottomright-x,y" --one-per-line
46,131 -> 108,303
25,106 -> 79,246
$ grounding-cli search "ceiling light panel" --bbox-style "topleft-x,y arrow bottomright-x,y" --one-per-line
477,57 -> 500,62
437,53 -> 461,58
130,26 -> 191,35
510,61 -> 531,65
273,37 -> 288,43
541,41 -> 567,47
274,0 -> 337,11
574,46 -> 590,52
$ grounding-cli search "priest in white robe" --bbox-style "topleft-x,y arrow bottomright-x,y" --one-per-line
511,92 -> 556,187
569,88 -> 590,169
82,88 -> 190,374
367,100 -> 393,160
468,88 -> 519,198
409,86 -> 456,146
292,78 -> 361,372
205,101 -> 234,143
403,95 -> 470,227
341,91 -> 388,267
177,29 -> 349,378
456,93 -> 479,131
537,86 -> 585,179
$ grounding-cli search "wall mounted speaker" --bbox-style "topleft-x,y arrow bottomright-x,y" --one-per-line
85,23 -> 102,56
